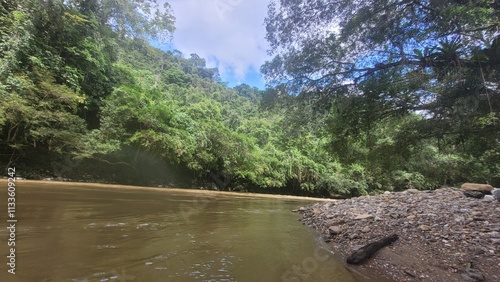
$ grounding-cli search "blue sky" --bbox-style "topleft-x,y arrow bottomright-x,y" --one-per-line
156,0 -> 271,89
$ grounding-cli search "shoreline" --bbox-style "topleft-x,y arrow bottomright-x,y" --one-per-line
296,188 -> 500,281
0,179 -> 336,202
5,179 -> 498,280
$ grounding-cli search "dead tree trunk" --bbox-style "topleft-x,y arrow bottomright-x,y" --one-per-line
347,234 -> 398,265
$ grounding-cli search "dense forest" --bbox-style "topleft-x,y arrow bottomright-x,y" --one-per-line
1,0 -> 499,197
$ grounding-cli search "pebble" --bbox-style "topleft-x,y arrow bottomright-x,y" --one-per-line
329,226 -> 342,235
420,225 -> 431,231
483,195 -> 495,201
354,214 -> 374,220
406,189 -> 420,193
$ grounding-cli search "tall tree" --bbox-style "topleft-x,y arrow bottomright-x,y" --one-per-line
68,0 -> 176,41
263,0 -> 500,92
263,0 -> 500,187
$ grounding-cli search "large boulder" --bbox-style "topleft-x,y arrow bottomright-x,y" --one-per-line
461,183 -> 493,193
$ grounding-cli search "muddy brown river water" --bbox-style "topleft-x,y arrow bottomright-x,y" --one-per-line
0,181 -> 375,281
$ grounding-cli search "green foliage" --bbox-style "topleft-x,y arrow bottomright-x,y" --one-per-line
317,162 -> 368,196
1,69 -> 86,166
262,0 -> 500,191
4,0 -> 499,197
67,0 -> 176,41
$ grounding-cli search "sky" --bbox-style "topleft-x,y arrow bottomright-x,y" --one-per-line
157,0 -> 271,89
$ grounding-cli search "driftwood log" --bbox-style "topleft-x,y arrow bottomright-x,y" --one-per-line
347,234 -> 399,265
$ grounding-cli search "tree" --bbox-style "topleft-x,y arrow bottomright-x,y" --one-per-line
263,0 -> 500,188
68,0 -> 176,41
263,0 -> 500,92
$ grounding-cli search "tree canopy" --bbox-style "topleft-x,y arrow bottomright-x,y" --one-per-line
1,0 -> 499,197
263,0 -> 500,189
264,0 -> 500,91
68,0 -> 176,40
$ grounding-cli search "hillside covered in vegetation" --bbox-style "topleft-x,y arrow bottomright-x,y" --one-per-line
1,0 -> 499,196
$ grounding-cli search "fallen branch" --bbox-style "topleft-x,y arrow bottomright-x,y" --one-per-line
347,234 -> 399,265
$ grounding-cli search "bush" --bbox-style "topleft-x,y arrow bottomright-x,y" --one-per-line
319,162 -> 368,197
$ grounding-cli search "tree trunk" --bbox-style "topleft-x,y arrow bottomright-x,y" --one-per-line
347,234 -> 398,265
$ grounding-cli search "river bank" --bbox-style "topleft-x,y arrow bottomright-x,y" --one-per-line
0,179 -> 336,202
296,187 -> 500,281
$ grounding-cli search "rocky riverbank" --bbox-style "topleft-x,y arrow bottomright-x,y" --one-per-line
296,187 -> 500,281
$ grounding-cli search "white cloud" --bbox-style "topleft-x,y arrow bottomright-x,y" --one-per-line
164,0 -> 270,81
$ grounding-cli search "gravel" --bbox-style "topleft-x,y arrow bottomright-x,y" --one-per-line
295,187 -> 500,281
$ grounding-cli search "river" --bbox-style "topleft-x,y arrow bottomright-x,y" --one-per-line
0,181 -> 376,281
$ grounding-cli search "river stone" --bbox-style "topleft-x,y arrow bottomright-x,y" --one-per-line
361,226 -> 371,233
463,190 -> 485,199
405,188 -> 420,193
461,183 -> 493,193
355,214 -> 374,220
471,211 -> 482,216
492,189 -> 500,201
488,231 -> 500,238
329,226 -> 342,235
420,225 -> 431,231
483,195 -> 495,201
